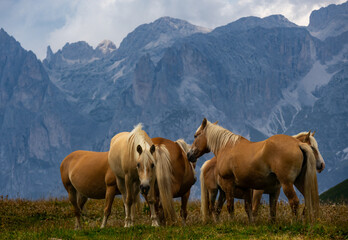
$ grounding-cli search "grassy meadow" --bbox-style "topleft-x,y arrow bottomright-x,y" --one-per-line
0,195 -> 347,239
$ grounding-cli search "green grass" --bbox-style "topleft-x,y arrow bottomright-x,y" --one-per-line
0,196 -> 347,239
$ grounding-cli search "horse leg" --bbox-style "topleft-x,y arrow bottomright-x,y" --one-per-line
214,188 -> 226,222
282,183 -> 300,217
226,193 -> 235,220
67,185 -> 82,230
180,191 -> 190,225
124,175 -> 136,227
144,194 -> 160,226
77,193 -> 88,214
209,189 -> 218,222
243,188 -> 253,223
269,188 -> 280,223
130,182 -> 140,225
101,185 -> 116,228
294,179 -> 306,217
252,190 -> 263,217
116,176 -> 132,227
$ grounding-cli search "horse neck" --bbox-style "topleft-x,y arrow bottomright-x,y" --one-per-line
205,123 -> 240,156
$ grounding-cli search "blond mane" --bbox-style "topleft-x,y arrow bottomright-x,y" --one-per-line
202,121 -> 241,155
293,131 -> 325,166
127,123 -> 153,164
175,139 -> 191,154
176,138 -> 196,177
155,144 -> 177,222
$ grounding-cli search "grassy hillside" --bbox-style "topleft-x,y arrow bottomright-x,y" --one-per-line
0,196 -> 347,239
320,178 -> 348,203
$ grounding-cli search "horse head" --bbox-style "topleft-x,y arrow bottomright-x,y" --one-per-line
136,144 -> 156,196
187,118 -> 212,162
295,131 -> 325,173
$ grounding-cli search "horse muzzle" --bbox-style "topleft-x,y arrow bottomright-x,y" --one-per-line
140,184 -> 150,195
317,162 -> 325,173
187,150 -> 197,163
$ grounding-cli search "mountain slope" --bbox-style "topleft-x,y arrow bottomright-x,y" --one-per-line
320,178 -> 348,203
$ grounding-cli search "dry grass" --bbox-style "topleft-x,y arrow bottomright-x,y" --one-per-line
0,195 -> 347,239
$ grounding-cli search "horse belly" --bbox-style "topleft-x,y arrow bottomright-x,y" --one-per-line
70,171 -> 107,199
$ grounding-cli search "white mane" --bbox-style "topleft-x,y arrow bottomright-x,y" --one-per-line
175,139 -> 191,154
292,131 -> 325,165
200,121 -> 241,155
128,123 -> 153,164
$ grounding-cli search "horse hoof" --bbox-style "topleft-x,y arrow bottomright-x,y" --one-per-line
152,221 -> 159,227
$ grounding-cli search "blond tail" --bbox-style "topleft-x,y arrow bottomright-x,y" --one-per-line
300,143 -> 319,221
155,145 -> 177,223
200,161 -> 210,223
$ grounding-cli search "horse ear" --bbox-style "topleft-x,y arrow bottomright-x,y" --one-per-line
312,131 -> 316,136
202,118 -> 207,129
137,145 -> 142,155
213,121 -> 218,125
305,131 -> 311,141
150,144 -> 155,155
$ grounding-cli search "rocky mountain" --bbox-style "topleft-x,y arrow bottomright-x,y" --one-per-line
308,1 -> 348,40
0,3 -> 347,199
43,40 -> 116,69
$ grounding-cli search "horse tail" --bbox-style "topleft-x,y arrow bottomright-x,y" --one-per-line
299,143 -> 319,221
200,160 -> 210,223
155,144 -> 177,223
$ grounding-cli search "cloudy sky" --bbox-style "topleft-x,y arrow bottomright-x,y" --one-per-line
0,0 -> 346,59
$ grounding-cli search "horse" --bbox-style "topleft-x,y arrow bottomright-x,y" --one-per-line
150,138 -> 196,225
108,123 -> 158,227
252,131 -> 325,217
200,131 -> 325,222
60,150 -> 121,229
187,118 -> 319,222
200,156 -> 244,222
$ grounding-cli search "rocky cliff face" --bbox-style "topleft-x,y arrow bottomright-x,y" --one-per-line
0,28 -> 72,198
308,1 -> 348,40
0,3 -> 347,199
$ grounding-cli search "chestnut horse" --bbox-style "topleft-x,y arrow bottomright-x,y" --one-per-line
188,118 -> 319,222
60,151 -> 120,229
200,131 -> 325,222
200,156 -> 249,222
252,131 -> 325,217
108,124 -> 158,227
151,138 -> 196,225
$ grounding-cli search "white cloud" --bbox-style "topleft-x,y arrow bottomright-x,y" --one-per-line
0,0 -> 346,59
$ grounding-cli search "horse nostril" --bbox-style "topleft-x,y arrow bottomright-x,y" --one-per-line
187,151 -> 197,163
140,184 -> 150,195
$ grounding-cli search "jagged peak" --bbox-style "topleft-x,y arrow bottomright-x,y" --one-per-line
96,40 -> 117,54
46,46 -> 53,61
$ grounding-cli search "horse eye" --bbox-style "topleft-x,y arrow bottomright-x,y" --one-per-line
151,163 -> 155,169
137,163 -> 140,168
194,135 -> 197,139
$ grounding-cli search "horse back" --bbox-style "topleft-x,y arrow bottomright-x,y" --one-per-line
217,135 -> 303,190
